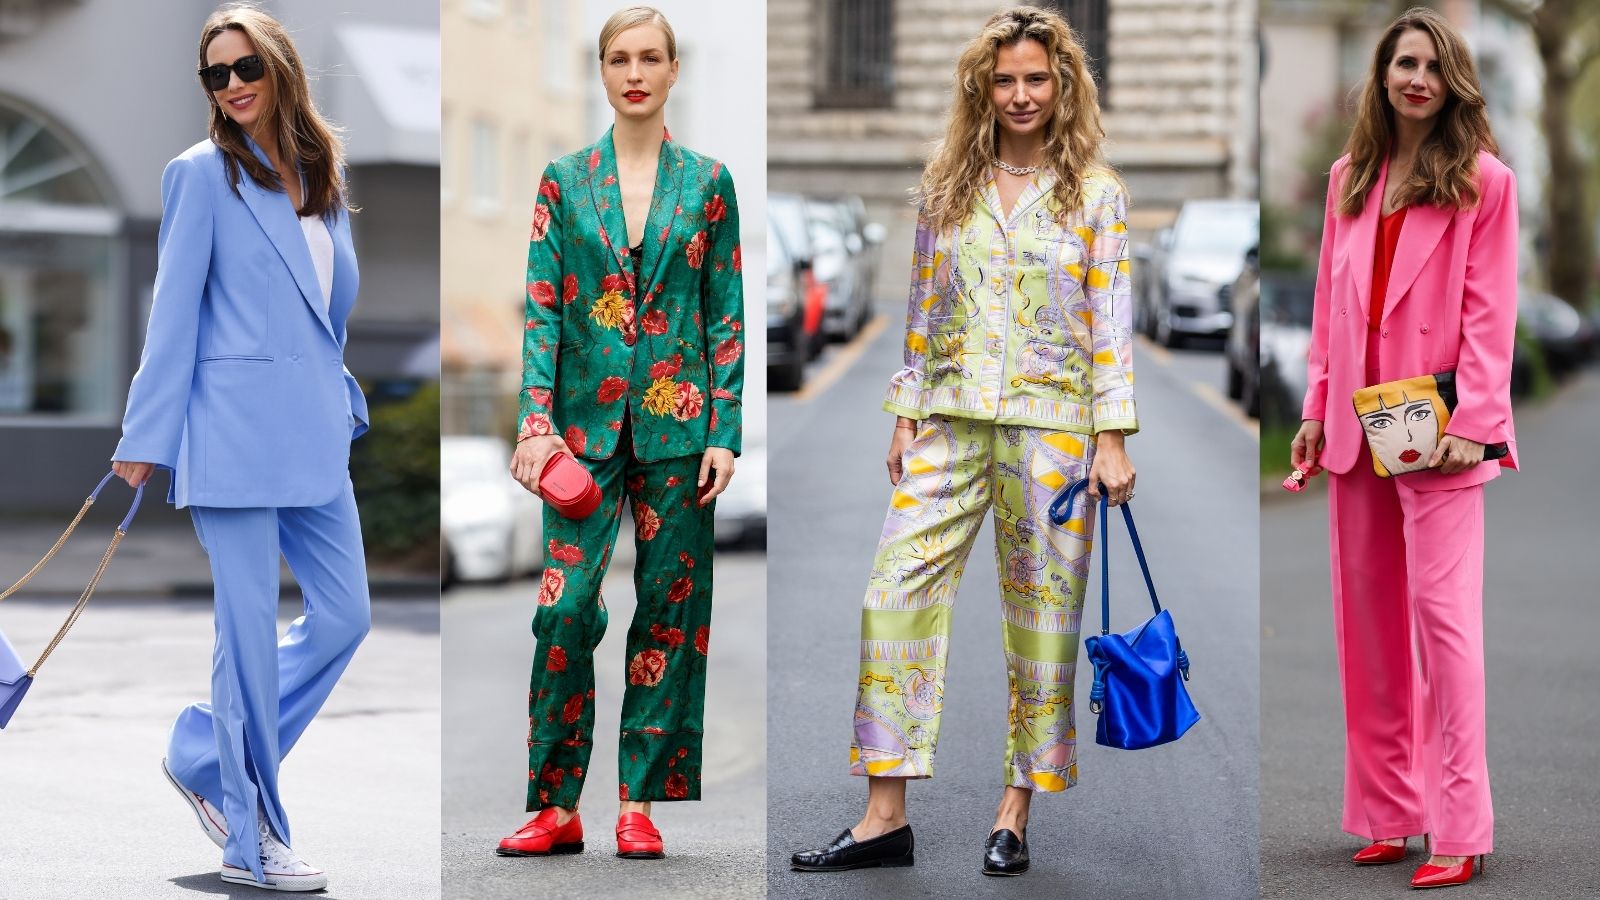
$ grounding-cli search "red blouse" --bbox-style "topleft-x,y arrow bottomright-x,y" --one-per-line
1369,206 -> 1408,329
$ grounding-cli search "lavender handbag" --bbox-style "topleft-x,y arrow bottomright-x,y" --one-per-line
1,472 -> 143,729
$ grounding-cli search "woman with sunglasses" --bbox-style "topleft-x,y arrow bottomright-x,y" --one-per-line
1289,8 -> 1517,890
496,4 -> 743,862
790,5 -> 1136,877
110,4 -> 370,892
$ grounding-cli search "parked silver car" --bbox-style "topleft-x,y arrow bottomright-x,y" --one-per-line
1144,199 -> 1259,347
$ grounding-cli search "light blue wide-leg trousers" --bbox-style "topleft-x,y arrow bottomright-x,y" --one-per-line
167,482 -> 370,881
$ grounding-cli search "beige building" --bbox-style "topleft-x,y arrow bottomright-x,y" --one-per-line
768,0 -> 1259,293
441,0 -> 585,436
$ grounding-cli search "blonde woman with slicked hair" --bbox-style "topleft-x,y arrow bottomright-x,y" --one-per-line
792,5 -> 1137,877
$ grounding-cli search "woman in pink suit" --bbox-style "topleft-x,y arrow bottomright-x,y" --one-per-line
1290,7 -> 1517,890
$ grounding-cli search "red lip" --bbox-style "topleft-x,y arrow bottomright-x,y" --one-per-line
1400,449 -> 1421,463
1403,93 -> 1430,105
623,91 -> 649,103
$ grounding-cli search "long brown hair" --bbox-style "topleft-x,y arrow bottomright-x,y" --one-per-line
198,3 -> 348,218
918,5 -> 1112,232
1338,6 -> 1497,217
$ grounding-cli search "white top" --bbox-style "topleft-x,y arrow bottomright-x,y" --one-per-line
299,214 -> 334,312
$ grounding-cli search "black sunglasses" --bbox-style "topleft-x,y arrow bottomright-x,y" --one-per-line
198,55 -> 265,92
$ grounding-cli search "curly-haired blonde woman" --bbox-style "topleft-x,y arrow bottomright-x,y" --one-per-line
1290,7 -> 1516,889
111,3 -> 370,892
791,5 -> 1135,877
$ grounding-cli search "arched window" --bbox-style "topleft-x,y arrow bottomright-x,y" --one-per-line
0,99 -> 121,419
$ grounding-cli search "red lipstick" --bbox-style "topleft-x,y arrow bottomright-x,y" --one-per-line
1400,449 -> 1421,463
1403,93 -> 1430,105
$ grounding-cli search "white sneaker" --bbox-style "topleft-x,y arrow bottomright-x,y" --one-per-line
161,757 -> 227,849
219,819 -> 329,892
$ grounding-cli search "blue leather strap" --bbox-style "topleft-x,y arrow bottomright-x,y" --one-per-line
90,470 -> 145,532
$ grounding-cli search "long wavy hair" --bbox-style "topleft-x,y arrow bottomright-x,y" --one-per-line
917,5 -> 1111,231
198,3 -> 348,218
1337,6 -> 1497,217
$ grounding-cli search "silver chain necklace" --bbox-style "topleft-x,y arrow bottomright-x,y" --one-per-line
992,158 -> 1038,176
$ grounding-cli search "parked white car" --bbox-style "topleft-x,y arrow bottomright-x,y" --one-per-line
441,436 -> 541,585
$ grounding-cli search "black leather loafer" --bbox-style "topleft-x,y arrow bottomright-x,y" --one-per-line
791,824 -> 914,872
982,828 -> 1029,876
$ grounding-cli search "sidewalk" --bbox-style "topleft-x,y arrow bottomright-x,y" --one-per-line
0,514 -> 438,599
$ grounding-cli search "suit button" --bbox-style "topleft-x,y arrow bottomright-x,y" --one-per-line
290,353 -> 300,362
623,333 -> 636,347
1381,329 -> 1389,338
1341,308 -> 1347,316
1421,324 -> 1430,334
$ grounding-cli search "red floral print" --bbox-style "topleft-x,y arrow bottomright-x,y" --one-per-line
562,273 -> 578,304
695,626 -> 710,655
650,624 -> 686,649
597,376 -> 629,403
547,540 -> 585,565
619,784 -> 629,800
635,503 -> 661,540
529,280 -> 556,308
518,411 -> 553,440
526,386 -> 552,407
530,203 -> 552,242
685,231 -> 709,269
673,382 -> 703,422
665,772 -> 689,799
667,576 -> 693,604
564,425 -> 586,455
714,338 -> 743,366
546,646 -> 567,672
537,567 -> 566,607
649,354 -> 683,380
628,649 -> 667,687
588,147 -> 601,171
641,308 -> 669,335
601,273 -> 628,294
732,244 -> 742,273
561,693 -> 585,725
679,551 -> 695,569
704,195 -> 726,223
539,178 -> 560,203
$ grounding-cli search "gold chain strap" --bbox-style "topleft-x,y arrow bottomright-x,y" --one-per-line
0,494 -> 96,602
27,529 -> 125,676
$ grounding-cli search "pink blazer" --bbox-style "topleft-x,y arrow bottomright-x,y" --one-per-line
1303,150 -> 1520,491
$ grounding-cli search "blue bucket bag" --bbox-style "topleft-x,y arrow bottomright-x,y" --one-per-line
1049,479 -> 1199,750
1,472 -> 143,729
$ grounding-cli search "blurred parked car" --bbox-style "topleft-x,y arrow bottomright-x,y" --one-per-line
805,196 -> 885,340
441,435 -> 541,587
1143,199 -> 1259,347
767,217 -> 815,391
1519,289 -> 1596,375
713,436 -> 767,548
768,193 -> 828,365
1225,246 -> 1260,417
1257,271 -> 1315,427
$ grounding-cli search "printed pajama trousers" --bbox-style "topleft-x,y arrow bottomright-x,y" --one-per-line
850,414 -> 1096,791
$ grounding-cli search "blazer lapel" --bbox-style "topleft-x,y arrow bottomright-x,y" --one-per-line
585,129 -> 630,273
1348,156 -> 1385,324
1380,202 -> 1452,324
238,138 -> 336,340
978,176 -> 1006,226
638,137 -> 685,300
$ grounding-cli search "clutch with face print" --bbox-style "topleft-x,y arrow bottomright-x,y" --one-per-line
1351,372 -> 1509,477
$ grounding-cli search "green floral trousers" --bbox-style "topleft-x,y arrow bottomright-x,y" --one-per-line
525,439 -> 713,810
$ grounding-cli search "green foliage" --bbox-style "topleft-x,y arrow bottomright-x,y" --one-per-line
351,382 -> 441,566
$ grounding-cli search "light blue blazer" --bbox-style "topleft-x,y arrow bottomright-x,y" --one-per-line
113,138 -> 369,509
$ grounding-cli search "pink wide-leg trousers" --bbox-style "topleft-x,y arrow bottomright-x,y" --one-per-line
1327,449 -> 1492,857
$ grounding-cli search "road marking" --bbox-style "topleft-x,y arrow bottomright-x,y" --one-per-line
1190,380 -> 1260,439
792,313 -> 891,403
1136,334 -> 1172,367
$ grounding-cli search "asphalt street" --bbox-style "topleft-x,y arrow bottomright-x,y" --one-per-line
0,597 -> 442,900
1260,364 -> 1600,900
440,550 -> 766,900
766,322 -> 1260,899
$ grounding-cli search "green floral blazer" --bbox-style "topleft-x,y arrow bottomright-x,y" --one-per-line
518,127 -> 745,461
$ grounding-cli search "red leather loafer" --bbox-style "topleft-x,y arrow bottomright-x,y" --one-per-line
496,808 -> 584,856
616,811 -> 665,859
1411,854 -> 1484,889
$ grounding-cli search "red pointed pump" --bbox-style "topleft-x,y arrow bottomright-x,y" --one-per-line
1352,834 -> 1428,866
1411,854 -> 1485,889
